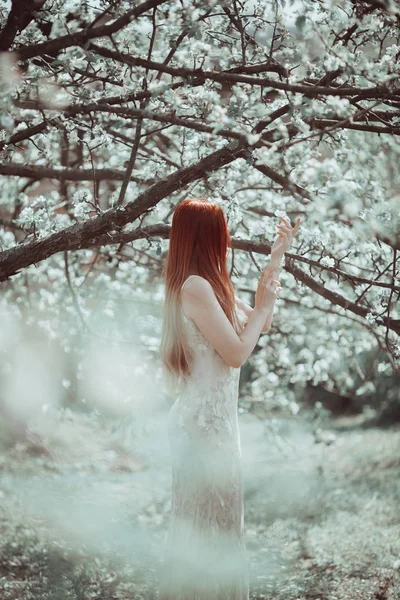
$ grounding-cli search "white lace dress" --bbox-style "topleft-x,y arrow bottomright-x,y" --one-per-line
159,278 -> 250,599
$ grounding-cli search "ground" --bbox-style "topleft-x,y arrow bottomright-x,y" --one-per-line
0,405 -> 399,600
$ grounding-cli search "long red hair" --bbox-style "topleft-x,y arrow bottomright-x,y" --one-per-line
160,197 -> 242,394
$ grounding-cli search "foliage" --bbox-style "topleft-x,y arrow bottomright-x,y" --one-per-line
0,0 -> 399,417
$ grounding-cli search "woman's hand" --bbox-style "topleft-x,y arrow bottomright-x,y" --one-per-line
254,270 -> 282,313
270,215 -> 301,266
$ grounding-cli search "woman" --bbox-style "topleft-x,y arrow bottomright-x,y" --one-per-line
159,198 -> 301,599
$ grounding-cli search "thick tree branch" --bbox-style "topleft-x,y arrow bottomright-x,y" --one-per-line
350,0 -> 400,20
0,164 -> 152,183
0,0 -> 47,51
12,0 -> 170,58
0,121 -> 48,150
0,139 -> 251,281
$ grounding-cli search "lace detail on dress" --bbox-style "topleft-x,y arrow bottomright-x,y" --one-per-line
159,280 -> 250,599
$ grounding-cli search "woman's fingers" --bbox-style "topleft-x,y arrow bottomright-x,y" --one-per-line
275,229 -> 289,237
276,224 -> 291,234
292,216 -> 302,235
267,276 -> 281,286
276,227 -> 291,241
278,215 -> 301,236
268,278 -> 282,296
274,216 -> 301,252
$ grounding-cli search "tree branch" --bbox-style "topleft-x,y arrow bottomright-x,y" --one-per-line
0,164 -> 152,183
94,223 -> 400,337
86,42 -> 400,100
0,0 -> 47,51
0,139 -> 251,281
13,0 -> 170,58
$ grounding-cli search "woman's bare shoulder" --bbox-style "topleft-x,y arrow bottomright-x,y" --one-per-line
182,275 -> 212,292
181,276 -> 215,319
182,275 -> 214,297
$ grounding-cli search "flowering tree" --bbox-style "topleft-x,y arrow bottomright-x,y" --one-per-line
0,0 -> 399,419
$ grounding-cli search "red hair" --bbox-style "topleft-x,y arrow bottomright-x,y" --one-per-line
160,197 -> 242,393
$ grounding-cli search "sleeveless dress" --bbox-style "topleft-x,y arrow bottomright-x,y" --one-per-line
158,275 -> 250,600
